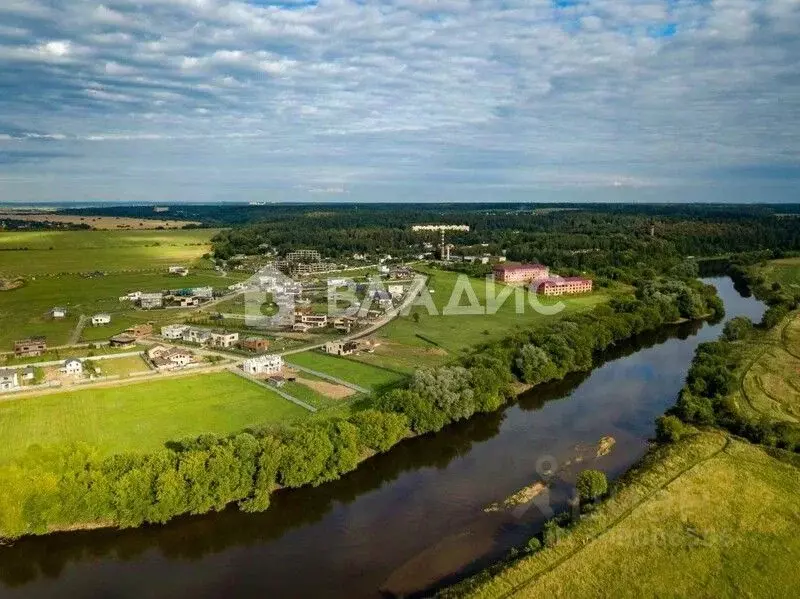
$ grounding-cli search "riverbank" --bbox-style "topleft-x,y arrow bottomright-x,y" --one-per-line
0,278 -> 725,541
441,430 -> 800,598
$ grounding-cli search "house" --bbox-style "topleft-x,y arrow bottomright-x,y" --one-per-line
119,291 -> 142,302
182,327 -> 212,345
332,316 -> 356,333
241,337 -> 270,352
14,337 -> 47,357
191,286 -> 214,299
125,324 -> 153,338
324,340 -> 358,356
210,331 -> 239,348
373,290 -> 393,310
493,263 -> 549,284
161,324 -> 190,339
534,277 -> 593,296
51,307 -> 67,319
61,358 -> 83,376
268,375 -> 286,388
21,366 -> 36,382
292,322 -> 312,333
242,354 -> 283,375
109,333 -> 137,348
91,313 -> 111,326
387,284 -> 405,299
168,266 -> 189,276
0,369 -> 20,392
299,314 -> 328,328
390,266 -> 413,280
173,296 -> 200,308
149,346 -> 196,370
139,293 -> 163,309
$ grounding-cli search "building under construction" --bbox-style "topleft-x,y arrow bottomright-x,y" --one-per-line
411,224 -> 470,261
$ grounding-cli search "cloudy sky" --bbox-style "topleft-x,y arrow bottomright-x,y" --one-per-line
0,0 -> 798,204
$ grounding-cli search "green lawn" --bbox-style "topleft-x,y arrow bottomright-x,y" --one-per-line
353,267 -> 614,371
0,372 -> 309,463
759,257 -> 800,290
459,433 -> 800,599
0,270 -> 245,348
0,229 -> 218,276
93,355 -> 151,378
287,351 -> 405,390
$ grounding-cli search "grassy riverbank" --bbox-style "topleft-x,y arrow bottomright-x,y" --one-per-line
445,431 -> 800,598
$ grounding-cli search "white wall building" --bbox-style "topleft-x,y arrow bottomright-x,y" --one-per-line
51,307 -> 67,319
210,331 -> 239,348
140,293 -> 163,309
242,354 -> 283,375
161,324 -> 190,339
91,314 -> 111,326
62,359 -> 83,376
0,369 -> 20,392
182,328 -> 212,345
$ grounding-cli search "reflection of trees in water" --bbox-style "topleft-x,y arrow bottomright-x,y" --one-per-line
0,316 -> 708,589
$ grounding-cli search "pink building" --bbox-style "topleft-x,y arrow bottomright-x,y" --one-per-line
534,277 -> 593,296
493,263 -> 550,284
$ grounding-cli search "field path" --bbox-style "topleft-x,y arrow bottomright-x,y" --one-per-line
68,315 -> 88,345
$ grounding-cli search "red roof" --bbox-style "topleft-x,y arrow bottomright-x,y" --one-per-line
494,263 -> 548,272
539,277 -> 591,286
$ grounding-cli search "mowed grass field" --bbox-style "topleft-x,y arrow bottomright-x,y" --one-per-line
287,351 -> 406,390
0,229 -> 219,276
0,372 -> 309,464
94,355 -> 151,378
737,311 -> 800,423
354,267 -> 614,372
0,269 -> 245,348
461,433 -> 800,599
758,257 -> 800,290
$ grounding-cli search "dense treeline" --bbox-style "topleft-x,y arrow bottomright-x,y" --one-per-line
200,204 -> 800,282
0,275 -> 723,539
667,259 -> 800,452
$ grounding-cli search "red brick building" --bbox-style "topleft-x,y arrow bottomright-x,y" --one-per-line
534,277 -> 593,296
493,263 -> 550,284
242,337 -> 270,352
14,337 -> 47,357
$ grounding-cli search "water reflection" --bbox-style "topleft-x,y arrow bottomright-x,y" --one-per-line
0,277 -> 765,599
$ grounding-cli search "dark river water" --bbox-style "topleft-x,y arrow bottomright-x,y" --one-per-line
0,277 -> 765,599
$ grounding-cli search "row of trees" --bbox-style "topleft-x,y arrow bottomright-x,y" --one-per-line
0,275 -> 723,539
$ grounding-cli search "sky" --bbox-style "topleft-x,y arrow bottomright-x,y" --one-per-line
0,0 -> 798,204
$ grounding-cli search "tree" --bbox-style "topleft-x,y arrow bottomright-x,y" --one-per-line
722,316 -> 753,341
576,469 -> 608,503
655,415 -> 687,443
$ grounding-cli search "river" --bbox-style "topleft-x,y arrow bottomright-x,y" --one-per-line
0,277 -> 765,599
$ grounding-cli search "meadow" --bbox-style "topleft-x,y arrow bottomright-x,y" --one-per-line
0,371 -> 309,464
758,257 -> 800,290
92,355 -> 151,378
286,351 -> 406,390
353,267 -> 613,372
460,432 -> 800,599
0,229 -> 218,276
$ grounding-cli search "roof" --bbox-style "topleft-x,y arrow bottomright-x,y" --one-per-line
64,358 -> 82,365
494,263 -> 547,271
110,333 -> 137,342
0,368 -> 17,377
539,277 -> 591,286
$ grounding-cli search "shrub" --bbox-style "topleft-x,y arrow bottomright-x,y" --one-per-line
576,469 -> 608,502
655,415 -> 688,443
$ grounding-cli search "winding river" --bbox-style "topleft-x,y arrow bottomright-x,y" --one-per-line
0,277 -> 765,599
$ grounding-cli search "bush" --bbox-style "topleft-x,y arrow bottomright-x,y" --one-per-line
655,415 -> 688,443
542,519 -> 562,548
576,469 -> 608,502
525,536 -> 542,553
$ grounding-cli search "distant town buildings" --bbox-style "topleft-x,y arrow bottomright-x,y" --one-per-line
493,263 -> 550,284
242,354 -> 283,375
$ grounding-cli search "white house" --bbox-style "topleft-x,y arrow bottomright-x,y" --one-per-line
210,331 -> 239,348
140,293 -> 163,309
161,324 -> 190,339
182,327 -> 212,345
242,354 -> 283,375
51,307 -> 67,319
191,286 -> 214,299
91,313 -> 111,326
387,284 -> 405,299
62,358 -> 83,376
149,346 -> 196,370
0,369 -> 20,392
168,266 -> 189,276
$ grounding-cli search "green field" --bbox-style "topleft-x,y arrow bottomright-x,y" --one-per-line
758,257 -> 800,290
354,267 -> 614,371
287,351 -> 405,390
0,372 -> 309,463
0,229 -> 218,276
93,355 -> 151,378
459,433 -> 800,598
